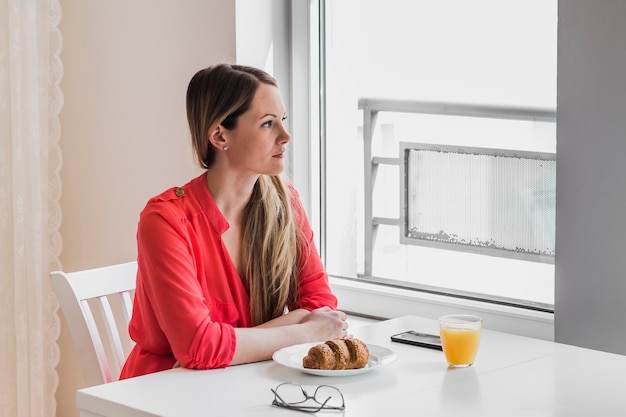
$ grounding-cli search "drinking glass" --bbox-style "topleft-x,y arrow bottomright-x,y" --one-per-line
439,315 -> 482,367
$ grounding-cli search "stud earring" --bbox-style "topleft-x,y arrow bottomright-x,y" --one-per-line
223,146 -> 229,151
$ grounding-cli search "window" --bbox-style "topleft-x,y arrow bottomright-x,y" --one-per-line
316,0 -> 557,312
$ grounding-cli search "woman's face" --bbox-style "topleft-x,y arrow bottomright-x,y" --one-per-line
221,83 -> 290,176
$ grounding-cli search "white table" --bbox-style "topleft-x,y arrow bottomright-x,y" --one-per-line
77,316 -> 626,416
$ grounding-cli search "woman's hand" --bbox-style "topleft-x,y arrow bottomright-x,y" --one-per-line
300,306 -> 348,341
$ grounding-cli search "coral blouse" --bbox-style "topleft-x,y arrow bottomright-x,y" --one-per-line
120,173 -> 337,379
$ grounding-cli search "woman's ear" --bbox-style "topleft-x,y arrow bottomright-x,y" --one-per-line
208,125 -> 227,149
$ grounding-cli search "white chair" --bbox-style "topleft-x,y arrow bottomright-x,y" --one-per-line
51,261 -> 137,387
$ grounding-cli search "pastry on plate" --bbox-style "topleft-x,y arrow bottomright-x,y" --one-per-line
302,338 -> 369,370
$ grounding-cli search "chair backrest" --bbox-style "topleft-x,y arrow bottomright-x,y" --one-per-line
51,261 -> 137,387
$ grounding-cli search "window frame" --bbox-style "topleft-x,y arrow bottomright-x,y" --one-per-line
289,0 -> 554,340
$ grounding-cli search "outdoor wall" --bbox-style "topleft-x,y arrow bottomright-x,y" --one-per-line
56,1 -> 235,416
555,0 -> 626,354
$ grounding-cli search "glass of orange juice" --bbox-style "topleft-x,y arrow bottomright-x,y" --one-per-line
439,315 -> 482,367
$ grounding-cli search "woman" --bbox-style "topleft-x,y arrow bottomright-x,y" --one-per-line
120,64 -> 347,379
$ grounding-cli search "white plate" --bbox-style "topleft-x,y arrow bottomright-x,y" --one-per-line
272,342 -> 397,376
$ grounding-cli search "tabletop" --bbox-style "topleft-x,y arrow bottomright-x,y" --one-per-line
76,315 -> 626,417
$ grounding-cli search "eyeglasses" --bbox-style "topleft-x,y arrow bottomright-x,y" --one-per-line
271,382 -> 346,413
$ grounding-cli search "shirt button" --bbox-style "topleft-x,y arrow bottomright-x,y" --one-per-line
175,187 -> 185,197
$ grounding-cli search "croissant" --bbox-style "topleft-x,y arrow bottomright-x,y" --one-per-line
302,338 -> 369,370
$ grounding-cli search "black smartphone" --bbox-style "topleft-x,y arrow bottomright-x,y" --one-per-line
391,330 -> 443,350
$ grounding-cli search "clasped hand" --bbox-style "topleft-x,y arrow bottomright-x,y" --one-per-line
301,307 -> 349,340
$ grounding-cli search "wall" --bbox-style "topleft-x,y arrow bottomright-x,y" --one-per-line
555,0 -> 626,354
57,1 -> 235,416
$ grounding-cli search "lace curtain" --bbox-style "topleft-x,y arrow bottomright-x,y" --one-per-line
0,1 -> 63,416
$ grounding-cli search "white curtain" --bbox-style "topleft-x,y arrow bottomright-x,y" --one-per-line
0,1 -> 63,416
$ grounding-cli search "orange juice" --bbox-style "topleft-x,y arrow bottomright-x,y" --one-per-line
440,327 -> 481,366
439,315 -> 483,367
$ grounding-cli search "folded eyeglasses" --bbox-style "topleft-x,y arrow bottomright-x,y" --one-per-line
271,382 -> 345,413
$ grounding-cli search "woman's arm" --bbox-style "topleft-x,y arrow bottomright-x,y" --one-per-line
230,307 -> 347,365
253,308 -> 310,328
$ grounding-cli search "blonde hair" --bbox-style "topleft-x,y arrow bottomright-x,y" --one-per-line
186,64 -> 299,325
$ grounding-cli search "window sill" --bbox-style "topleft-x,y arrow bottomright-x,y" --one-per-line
330,276 -> 554,341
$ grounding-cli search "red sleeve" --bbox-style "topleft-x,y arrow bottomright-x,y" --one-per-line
131,201 -> 236,370
288,185 -> 338,311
